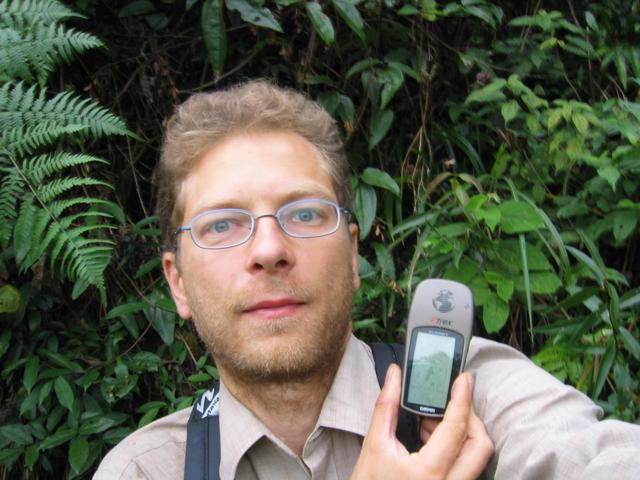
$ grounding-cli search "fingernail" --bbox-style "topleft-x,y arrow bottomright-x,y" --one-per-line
467,373 -> 475,391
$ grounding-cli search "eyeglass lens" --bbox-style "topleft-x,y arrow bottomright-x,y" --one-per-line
190,200 -> 340,248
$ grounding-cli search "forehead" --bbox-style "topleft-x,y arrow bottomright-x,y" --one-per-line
178,130 -> 336,220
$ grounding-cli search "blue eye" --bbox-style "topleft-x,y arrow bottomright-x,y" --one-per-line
212,220 -> 231,233
293,208 -> 317,222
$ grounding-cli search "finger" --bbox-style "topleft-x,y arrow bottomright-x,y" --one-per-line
419,417 -> 441,444
418,373 -> 473,470
364,363 -> 403,450
445,404 -> 494,480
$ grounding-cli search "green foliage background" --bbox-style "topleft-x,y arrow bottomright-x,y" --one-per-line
1,0 -> 639,477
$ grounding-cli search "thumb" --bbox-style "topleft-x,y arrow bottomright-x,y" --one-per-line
366,363 -> 403,445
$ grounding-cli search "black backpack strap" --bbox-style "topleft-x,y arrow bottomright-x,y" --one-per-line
184,343 -> 420,480
185,381 -> 221,480
369,342 -> 421,452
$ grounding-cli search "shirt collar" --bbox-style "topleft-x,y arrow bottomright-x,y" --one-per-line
217,334 -> 380,479
315,335 -> 380,437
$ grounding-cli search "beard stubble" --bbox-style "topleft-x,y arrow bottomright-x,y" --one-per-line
186,269 -> 355,385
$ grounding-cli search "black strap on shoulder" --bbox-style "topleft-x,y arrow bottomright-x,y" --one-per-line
368,342 -> 420,452
185,381 -> 222,480
184,343 -> 420,480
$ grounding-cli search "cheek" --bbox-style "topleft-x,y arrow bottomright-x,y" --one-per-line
180,250 -> 229,291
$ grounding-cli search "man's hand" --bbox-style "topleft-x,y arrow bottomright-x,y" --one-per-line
351,364 -> 493,480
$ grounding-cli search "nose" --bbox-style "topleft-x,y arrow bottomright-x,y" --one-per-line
244,215 -> 294,273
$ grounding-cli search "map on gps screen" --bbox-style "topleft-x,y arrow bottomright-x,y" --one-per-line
407,332 -> 455,408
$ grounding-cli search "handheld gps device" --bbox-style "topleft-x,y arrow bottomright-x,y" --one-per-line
401,279 -> 474,417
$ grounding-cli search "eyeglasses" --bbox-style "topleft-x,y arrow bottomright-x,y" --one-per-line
175,198 -> 353,250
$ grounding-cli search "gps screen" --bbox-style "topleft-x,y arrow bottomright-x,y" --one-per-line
407,330 -> 456,409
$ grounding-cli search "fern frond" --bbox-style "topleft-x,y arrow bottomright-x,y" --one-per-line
13,192 -> 36,267
0,27 -> 33,81
22,152 -> 106,184
0,171 -> 24,247
0,23 -> 103,84
54,223 -> 115,292
0,0 -> 82,29
47,198 -> 116,219
0,122 -> 85,157
24,210 -> 113,270
0,2 -> 132,303
0,82 -> 132,138
13,196 -> 115,298
36,177 -> 111,203
0,152 -> 105,248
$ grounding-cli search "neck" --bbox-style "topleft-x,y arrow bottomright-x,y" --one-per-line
218,336 -> 350,456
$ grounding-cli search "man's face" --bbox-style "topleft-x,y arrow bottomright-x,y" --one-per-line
163,130 -> 360,384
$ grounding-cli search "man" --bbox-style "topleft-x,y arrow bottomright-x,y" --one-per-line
95,81 -> 640,479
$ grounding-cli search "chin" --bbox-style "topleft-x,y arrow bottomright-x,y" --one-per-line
213,321 -> 348,384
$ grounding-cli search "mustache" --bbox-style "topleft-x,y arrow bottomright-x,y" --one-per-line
232,278 -> 313,312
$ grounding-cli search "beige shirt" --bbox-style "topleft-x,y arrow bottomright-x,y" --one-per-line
94,336 -> 640,479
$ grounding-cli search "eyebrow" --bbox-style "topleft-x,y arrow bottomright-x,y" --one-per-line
190,186 -> 337,216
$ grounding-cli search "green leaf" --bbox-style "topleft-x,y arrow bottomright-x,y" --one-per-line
331,0 -> 365,41
0,447 -> 22,465
78,416 -> 122,435
465,78 -> 507,104
39,427 -> 77,451
501,100 -> 519,123
0,330 -> 11,359
615,52 -> 628,89
0,424 -> 33,446
39,349 -> 83,372
361,168 -> 400,195
305,2 -> 335,45
134,257 -> 161,278
0,284 -> 21,313
226,0 -> 283,32
585,11 -> 598,31
25,444 -> 39,469
567,246 -> 605,287
119,0 -> 155,17
146,307 -> 176,346
23,356 -> 39,393
105,301 -> 148,320
619,327 -> 640,361
498,200 -> 545,233
572,112 -> 589,134
138,406 -> 161,428
369,109 -> 394,150
69,436 -> 89,473
54,377 -> 74,412
597,165 -> 620,191
129,352 -> 163,373
612,209 -> 637,242
188,372 -> 212,383
346,58 -> 381,79
398,5 -> 419,16
497,279 -> 515,301
528,272 -> 562,294
354,183 -> 377,239
20,389 -> 39,417
592,339 -> 616,399
202,0 -> 227,75
379,65 -> 404,110
373,243 -> 396,280
482,294 -> 509,333
477,206 -> 500,231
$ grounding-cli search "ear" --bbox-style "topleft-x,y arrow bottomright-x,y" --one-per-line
162,251 -> 193,320
348,223 -> 360,290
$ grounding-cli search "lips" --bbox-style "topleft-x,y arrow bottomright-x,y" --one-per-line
243,298 -> 304,319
